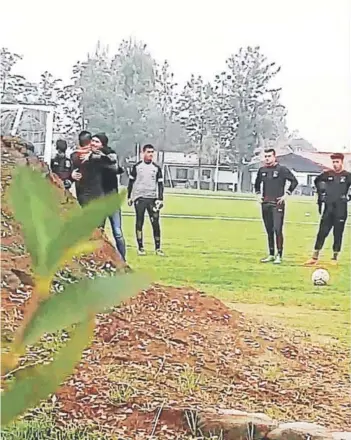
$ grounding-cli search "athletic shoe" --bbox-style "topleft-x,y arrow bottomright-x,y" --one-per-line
303,258 -> 318,267
260,255 -> 275,263
155,249 -> 165,257
273,255 -> 282,265
137,248 -> 146,256
330,259 -> 338,266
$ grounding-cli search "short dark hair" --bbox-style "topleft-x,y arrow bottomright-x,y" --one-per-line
330,153 -> 344,161
143,144 -> 154,152
264,148 -> 276,155
78,130 -> 92,147
56,139 -> 67,150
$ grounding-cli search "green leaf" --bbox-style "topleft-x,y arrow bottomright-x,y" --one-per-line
1,320 -> 93,426
8,167 -> 62,273
22,273 -> 149,346
46,190 -> 126,273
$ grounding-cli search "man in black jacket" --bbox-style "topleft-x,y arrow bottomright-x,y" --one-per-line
70,131 -> 106,207
90,133 -> 126,262
304,153 -> 351,266
50,139 -> 72,189
254,148 -> 298,264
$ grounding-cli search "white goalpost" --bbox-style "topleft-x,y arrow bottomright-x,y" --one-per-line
0,103 -> 55,164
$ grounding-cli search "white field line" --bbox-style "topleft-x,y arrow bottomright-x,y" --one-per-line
121,211 -> 351,226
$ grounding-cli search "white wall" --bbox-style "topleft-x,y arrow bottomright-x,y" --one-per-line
217,170 -> 238,184
250,170 -> 319,187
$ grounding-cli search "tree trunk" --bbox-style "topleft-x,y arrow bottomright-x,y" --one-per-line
197,119 -> 204,190
197,155 -> 202,190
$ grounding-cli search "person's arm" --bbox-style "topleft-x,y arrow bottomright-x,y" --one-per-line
127,165 -> 137,200
156,166 -> 164,201
254,168 -> 262,194
346,172 -> 351,201
116,163 -> 124,175
314,172 -> 327,213
283,167 -> 298,194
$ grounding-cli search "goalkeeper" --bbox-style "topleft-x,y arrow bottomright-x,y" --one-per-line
127,144 -> 165,256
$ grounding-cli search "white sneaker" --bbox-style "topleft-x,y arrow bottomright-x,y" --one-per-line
155,249 -> 165,257
260,255 -> 275,263
137,248 -> 146,256
273,255 -> 282,264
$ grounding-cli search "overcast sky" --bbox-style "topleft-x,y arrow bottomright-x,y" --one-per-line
1,0 -> 350,151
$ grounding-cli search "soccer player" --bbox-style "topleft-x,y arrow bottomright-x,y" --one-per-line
304,153 -> 351,266
127,144 -> 164,256
90,132 -> 127,262
50,139 -> 73,189
254,148 -> 298,264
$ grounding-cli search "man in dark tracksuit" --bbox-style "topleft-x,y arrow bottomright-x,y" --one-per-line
255,148 -> 298,264
127,144 -> 164,256
50,139 -> 73,189
70,131 -> 106,207
304,153 -> 351,266
90,132 -> 127,262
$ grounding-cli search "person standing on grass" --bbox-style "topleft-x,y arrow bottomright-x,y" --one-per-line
254,148 -> 298,264
127,144 -> 164,256
304,153 -> 351,266
90,132 -> 127,262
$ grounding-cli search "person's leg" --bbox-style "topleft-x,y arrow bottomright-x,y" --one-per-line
134,199 -> 147,253
261,203 -> 275,262
109,210 -> 126,261
314,209 -> 333,255
273,204 -> 285,262
146,199 -> 162,252
304,207 -> 333,265
332,203 -> 347,261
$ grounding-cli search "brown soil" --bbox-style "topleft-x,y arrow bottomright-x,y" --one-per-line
1,137 -> 349,439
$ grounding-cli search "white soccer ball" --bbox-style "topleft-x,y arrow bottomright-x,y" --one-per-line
312,269 -> 330,286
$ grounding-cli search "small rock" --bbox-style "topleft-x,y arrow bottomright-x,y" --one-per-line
267,422 -> 333,440
198,408 -> 277,440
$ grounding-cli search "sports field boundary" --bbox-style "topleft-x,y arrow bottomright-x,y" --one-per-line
122,211 -> 338,226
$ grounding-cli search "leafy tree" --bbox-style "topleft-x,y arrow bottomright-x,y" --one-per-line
154,60 -> 186,151
74,40 -> 163,159
176,75 -> 216,188
224,46 -> 283,190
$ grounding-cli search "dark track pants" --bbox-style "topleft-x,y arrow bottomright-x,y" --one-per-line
314,202 -> 347,252
134,198 -> 161,250
261,202 -> 285,256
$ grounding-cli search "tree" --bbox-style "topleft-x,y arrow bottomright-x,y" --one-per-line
224,46 -> 283,190
74,40 -> 164,159
176,75 -> 216,188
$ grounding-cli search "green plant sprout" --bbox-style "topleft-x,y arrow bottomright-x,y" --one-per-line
1,166 -> 149,426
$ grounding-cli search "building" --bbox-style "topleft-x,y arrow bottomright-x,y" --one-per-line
127,151 -> 238,191
297,151 -> 351,172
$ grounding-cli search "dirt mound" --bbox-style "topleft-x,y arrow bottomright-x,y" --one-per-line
1,136 -> 126,336
52,285 -> 349,438
1,137 -> 349,439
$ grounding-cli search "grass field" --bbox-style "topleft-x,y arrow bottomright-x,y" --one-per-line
108,194 -> 350,344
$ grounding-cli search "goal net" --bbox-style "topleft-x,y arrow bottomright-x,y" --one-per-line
0,104 -> 54,164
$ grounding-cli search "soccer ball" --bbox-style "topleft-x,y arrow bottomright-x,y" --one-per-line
312,269 -> 330,286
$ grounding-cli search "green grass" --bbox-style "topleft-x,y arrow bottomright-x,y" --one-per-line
112,195 -> 350,344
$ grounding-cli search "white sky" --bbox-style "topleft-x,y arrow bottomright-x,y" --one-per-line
1,0 -> 350,151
